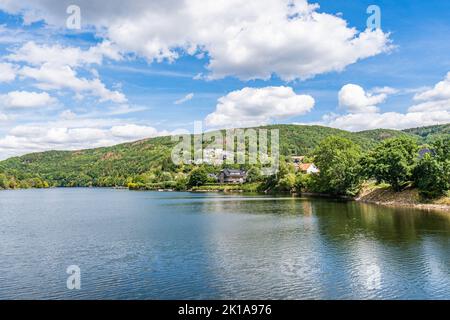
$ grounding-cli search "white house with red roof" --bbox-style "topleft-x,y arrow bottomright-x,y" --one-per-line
298,163 -> 320,174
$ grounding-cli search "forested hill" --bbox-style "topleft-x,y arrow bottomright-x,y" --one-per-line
402,123 -> 450,140
0,123 -> 448,188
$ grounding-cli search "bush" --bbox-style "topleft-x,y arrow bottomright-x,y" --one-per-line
187,167 -> 208,188
294,173 -> 311,192
174,174 -> 188,191
0,173 -> 8,189
362,137 -> 418,191
277,172 -> 296,192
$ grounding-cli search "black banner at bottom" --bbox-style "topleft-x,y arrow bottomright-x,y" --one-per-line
0,300 -> 447,318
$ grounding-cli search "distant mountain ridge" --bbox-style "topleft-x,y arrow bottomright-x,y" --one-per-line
0,123 -> 448,188
402,123 -> 450,140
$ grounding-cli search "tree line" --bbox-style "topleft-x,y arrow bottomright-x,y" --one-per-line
158,135 -> 449,200
1,135 -> 449,200
289,135 -> 449,199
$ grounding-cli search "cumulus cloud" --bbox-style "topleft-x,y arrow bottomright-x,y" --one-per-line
205,86 -> 315,128
7,41 -> 122,67
323,111 -> 450,131
338,84 -> 388,113
323,79 -> 450,131
409,72 -> 450,112
0,62 -> 17,82
0,0 -> 392,81
5,41 -> 126,103
18,63 -> 127,103
370,86 -> 399,95
174,93 -> 194,105
0,118 -> 172,159
0,91 -> 57,109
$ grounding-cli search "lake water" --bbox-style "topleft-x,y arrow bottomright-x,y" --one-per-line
0,188 -> 449,300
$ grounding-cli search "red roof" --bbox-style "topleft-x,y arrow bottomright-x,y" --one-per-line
299,163 -> 314,171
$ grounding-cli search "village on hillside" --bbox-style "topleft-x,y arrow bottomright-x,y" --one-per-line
199,147 -> 319,185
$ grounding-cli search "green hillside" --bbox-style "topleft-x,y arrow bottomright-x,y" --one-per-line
402,123 -> 450,142
0,123 -> 447,189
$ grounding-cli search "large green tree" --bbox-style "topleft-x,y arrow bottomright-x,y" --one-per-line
431,136 -> 450,161
413,137 -> 450,198
362,137 -> 418,191
311,136 -> 363,196
187,167 -> 208,188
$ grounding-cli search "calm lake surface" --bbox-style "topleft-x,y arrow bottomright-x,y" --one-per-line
0,188 -> 449,300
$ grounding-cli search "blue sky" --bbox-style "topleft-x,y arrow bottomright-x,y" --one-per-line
0,0 -> 449,158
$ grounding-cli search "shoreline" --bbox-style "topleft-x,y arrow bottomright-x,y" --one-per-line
191,188 -> 450,212
356,198 -> 450,212
1,186 -> 449,212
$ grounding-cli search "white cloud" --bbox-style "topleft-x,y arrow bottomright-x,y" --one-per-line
205,86 -> 314,128
409,72 -> 450,112
0,25 -> 20,43
19,63 -> 127,103
174,93 -> 194,105
370,86 -> 399,95
413,72 -> 450,101
0,91 -> 57,109
338,84 -> 388,113
0,0 -> 392,81
409,100 -> 450,113
323,111 -> 450,131
106,104 -> 147,115
322,79 -> 450,131
7,40 -> 122,67
4,41 -> 127,103
0,62 -> 17,82
0,118 -> 172,159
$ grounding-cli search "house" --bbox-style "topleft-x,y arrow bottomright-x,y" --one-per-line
298,163 -> 319,174
291,155 -> 305,171
218,169 -> 247,184
291,156 -> 305,164
418,147 -> 436,159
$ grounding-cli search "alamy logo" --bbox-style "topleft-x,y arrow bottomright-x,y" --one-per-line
66,5 -> 81,30
171,121 -> 280,176
367,5 -> 381,30
66,265 -> 81,290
